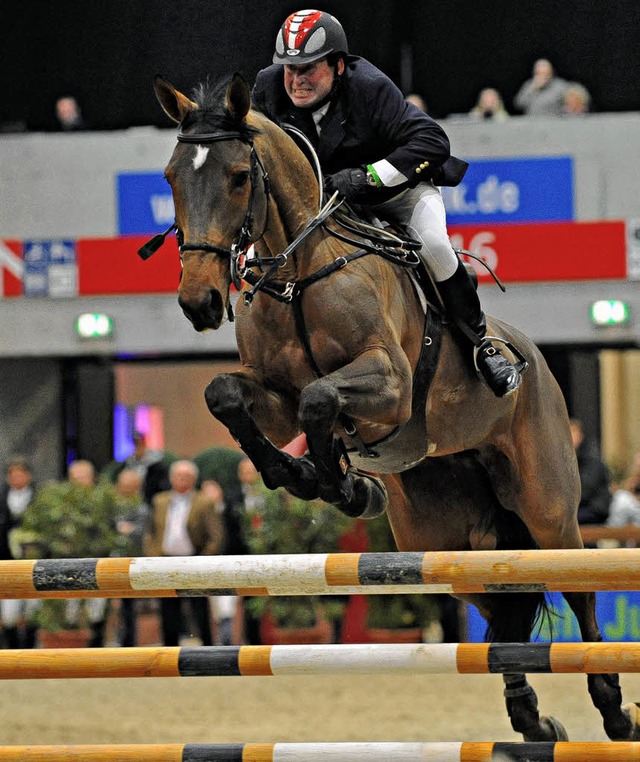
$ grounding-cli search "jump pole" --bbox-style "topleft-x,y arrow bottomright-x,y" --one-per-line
1,548 -> 640,599
0,742 -> 637,761
1,642 -> 640,680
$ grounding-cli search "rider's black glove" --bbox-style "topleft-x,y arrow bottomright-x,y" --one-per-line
325,167 -> 371,203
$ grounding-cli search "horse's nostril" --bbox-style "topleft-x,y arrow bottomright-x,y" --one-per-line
178,289 -> 224,331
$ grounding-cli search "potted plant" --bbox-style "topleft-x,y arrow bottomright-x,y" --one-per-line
245,483 -> 353,644
364,512 -> 437,642
16,479 -> 131,647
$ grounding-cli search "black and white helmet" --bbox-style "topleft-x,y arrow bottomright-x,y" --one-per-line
273,9 -> 348,65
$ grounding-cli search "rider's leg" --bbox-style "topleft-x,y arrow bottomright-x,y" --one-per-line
373,184 -> 524,398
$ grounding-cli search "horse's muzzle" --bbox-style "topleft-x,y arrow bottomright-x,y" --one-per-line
178,289 -> 224,331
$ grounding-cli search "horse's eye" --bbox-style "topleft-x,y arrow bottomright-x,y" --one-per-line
232,171 -> 250,190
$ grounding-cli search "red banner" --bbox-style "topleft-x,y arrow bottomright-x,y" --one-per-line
449,220 -> 627,283
77,236 -> 181,295
0,220 -> 629,298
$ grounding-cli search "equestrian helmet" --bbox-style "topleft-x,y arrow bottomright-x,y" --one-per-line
273,9 -> 348,65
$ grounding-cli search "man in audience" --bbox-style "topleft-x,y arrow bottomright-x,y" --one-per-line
144,460 -> 223,646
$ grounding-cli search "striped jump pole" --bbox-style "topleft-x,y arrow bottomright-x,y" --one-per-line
2,642 -> 640,680
0,742 -> 638,761
1,548 -> 640,599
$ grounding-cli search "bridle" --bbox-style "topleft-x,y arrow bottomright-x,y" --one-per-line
176,130 -> 271,290
138,128 -> 271,293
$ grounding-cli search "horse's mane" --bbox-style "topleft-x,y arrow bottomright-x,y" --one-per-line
183,76 -> 259,141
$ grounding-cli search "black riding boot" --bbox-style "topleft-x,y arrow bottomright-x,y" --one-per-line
437,260 -> 526,398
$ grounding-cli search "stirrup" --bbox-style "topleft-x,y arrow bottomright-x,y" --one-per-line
473,335 -> 529,376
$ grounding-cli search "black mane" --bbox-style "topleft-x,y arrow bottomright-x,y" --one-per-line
181,75 -> 259,140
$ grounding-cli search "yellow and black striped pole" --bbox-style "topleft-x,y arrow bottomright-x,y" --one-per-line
0,642 -> 639,680
1,548 -> 640,599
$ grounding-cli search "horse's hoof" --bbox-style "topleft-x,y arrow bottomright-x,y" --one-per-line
349,474 -> 387,520
621,703 -> 640,740
540,715 -> 569,741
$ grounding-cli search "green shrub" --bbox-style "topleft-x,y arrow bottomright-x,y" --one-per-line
192,447 -> 245,495
17,481 -> 132,632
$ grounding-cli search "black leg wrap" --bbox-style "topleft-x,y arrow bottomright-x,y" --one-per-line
588,673 -> 633,740
314,436 -> 354,506
503,674 -> 567,741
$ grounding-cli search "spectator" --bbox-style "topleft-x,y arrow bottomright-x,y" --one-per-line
0,457 -> 39,648
67,458 -> 96,487
405,92 -> 428,113
224,457 -> 265,644
514,58 -> 568,116
200,478 -> 236,645
569,419 -> 611,525
109,431 -> 170,506
562,82 -> 591,115
54,95 -> 89,131
114,468 -> 151,646
143,460 -> 223,646
468,87 -> 510,122
607,452 -> 640,528
65,459 -> 110,646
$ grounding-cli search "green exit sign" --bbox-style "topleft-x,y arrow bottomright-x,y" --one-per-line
75,313 -> 114,339
589,300 -> 630,326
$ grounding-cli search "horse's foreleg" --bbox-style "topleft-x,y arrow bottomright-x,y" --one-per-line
298,351 -> 408,518
297,380 -> 386,518
204,372 -> 319,500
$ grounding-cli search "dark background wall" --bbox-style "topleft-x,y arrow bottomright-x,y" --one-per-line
2,0 -> 638,131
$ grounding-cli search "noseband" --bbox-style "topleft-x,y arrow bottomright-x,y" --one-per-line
138,128 -> 270,292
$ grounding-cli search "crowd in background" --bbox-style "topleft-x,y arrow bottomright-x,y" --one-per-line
409,58 -> 593,121
1,55 -> 597,136
2,418 -> 640,650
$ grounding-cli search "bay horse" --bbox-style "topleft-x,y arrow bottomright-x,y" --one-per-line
149,72 -> 640,742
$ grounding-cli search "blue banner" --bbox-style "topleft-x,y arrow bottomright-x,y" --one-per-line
442,156 -> 574,224
117,172 -> 174,235
466,591 -> 640,642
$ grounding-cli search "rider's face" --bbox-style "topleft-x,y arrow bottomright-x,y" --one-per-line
283,57 -> 344,109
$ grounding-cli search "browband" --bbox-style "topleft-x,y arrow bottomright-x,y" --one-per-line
177,131 -> 248,144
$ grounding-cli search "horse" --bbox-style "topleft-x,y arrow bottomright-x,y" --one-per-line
147,71 -> 640,742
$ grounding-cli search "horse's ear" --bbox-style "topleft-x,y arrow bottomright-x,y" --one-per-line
154,74 -> 198,124
226,72 -> 251,121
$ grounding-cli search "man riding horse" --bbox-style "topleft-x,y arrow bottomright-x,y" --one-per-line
252,8 -> 526,398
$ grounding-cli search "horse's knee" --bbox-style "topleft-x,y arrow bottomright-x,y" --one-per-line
299,381 -> 340,431
204,374 -> 244,418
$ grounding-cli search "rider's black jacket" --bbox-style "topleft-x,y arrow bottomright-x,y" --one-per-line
252,55 -> 468,204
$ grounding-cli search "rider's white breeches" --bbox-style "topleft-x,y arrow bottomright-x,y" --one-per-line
372,182 -> 458,282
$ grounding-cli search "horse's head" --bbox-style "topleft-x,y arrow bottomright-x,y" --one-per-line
154,73 -> 269,331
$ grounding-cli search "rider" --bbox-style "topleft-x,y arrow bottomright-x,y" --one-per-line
252,9 -> 525,398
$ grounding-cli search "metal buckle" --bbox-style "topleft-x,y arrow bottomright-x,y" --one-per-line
282,282 -> 296,302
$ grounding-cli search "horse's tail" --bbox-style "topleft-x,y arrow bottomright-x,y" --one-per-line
483,507 -> 552,644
